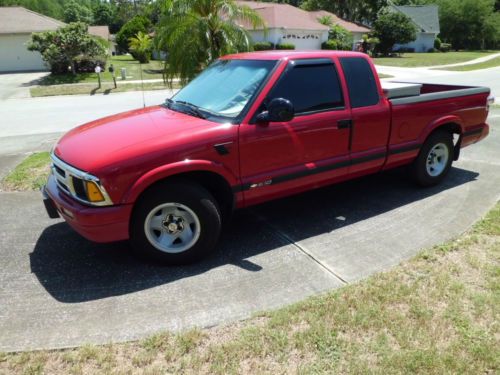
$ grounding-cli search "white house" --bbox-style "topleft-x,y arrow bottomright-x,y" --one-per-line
0,7 -> 65,72
391,5 -> 440,53
236,1 -> 330,50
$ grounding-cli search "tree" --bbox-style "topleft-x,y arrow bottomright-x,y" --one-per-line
92,2 -> 114,26
115,15 -> 151,52
63,0 -> 93,24
328,24 -> 353,50
302,0 -> 388,24
27,22 -> 107,74
436,0 -> 499,50
373,8 -> 417,55
128,31 -> 152,63
155,0 -> 265,85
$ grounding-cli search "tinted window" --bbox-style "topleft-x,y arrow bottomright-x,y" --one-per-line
340,57 -> 379,108
267,63 -> 344,114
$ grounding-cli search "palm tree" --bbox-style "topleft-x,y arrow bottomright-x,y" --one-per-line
128,31 -> 153,63
317,15 -> 333,27
155,0 -> 265,85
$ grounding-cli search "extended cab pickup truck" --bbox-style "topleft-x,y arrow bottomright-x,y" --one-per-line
43,51 -> 493,264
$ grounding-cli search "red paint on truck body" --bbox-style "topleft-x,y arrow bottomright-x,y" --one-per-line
45,51 -> 491,243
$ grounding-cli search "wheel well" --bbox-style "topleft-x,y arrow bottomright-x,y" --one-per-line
433,122 -> 461,138
137,171 -> 235,218
430,122 -> 462,160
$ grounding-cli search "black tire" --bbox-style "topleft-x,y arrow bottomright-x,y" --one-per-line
130,180 -> 222,265
410,129 -> 454,187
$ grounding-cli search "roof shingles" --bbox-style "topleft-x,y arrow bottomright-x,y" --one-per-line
236,1 -> 329,31
0,6 -> 65,34
393,5 -> 440,34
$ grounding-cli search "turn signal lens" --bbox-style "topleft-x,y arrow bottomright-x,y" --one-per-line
85,181 -> 105,202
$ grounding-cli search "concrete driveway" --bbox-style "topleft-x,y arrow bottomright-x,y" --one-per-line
0,72 -> 49,100
1,109 -> 499,352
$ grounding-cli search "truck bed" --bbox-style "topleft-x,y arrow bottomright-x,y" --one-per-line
383,82 -> 490,106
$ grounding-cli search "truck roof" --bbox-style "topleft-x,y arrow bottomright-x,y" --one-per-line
221,50 -> 369,61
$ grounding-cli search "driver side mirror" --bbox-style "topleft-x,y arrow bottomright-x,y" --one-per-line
256,98 -> 295,124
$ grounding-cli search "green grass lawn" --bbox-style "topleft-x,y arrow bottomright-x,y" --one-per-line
0,152 -> 51,191
373,51 -> 498,67
37,55 -> 165,86
433,56 -> 500,71
30,81 -> 178,97
1,194 -> 498,373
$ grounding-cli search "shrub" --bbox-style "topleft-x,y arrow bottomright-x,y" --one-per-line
427,48 -> 436,53
116,16 -> 151,52
373,8 -> 417,56
253,41 -> 274,51
74,55 -> 107,73
328,24 -> 352,50
129,31 -> 152,63
322,40 -> 338,50
27,22 -> 108,75
275,43 -> 295,50
434,37 -> 441,50
394,47 -> 415,53
440,43 -> 452,52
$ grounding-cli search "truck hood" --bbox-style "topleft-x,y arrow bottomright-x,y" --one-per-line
54,105 -> 215,172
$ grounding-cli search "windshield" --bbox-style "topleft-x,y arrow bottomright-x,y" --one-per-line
172,59 -> 277,119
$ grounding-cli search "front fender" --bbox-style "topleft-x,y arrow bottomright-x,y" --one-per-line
419,115 -> 464,143
121,160 -> 239,204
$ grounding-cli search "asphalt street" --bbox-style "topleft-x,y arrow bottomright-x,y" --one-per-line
0,68 -> 499,351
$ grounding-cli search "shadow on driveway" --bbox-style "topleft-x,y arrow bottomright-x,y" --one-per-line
30,166 -> 479,303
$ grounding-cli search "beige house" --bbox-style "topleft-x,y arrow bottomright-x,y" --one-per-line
236,1 -> 371,50
0,6 -> 64,72
0,6 -> 114,72
236,1 -> 330,49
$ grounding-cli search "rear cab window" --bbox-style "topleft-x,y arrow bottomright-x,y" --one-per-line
266,59 -> 344,115
340,57 -> 380,108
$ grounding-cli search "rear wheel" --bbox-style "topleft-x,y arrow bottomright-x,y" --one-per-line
411,130 -> 454,187
130,181 -> 222,265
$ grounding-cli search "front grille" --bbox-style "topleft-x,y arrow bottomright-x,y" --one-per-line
72,177 -> 87,200
54,164 -> 65,178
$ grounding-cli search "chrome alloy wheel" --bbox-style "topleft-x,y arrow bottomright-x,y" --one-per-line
426,142 -> 449,177
144,203 -> 201,253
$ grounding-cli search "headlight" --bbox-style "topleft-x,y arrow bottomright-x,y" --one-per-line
51,153 -> 113,206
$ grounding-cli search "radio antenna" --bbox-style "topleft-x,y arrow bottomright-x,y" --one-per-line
139,61 -> 146,108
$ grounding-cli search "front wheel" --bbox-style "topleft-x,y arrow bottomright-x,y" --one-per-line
130,181 -> 222,265
411,130 -> 454,187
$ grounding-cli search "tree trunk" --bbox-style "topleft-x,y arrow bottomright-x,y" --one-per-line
70,60 -> 76,75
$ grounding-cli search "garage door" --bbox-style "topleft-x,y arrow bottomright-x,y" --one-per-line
0,34 -> 48,72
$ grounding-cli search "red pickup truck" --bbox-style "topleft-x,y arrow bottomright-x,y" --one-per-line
43,51 -> 493,264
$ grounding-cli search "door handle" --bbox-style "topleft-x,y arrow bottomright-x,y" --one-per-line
337,119 -> 352,129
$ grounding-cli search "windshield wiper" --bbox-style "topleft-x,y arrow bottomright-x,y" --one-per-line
166,99 -> 207,119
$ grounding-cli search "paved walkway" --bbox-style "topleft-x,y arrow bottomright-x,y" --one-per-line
429,52 -> 500,69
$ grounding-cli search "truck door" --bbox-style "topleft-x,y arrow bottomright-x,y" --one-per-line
339,57 -> 391,176
238,58 -> 351,206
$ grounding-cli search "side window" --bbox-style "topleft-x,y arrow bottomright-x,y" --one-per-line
267,63 -> 344,114
340,57 -> 379,108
